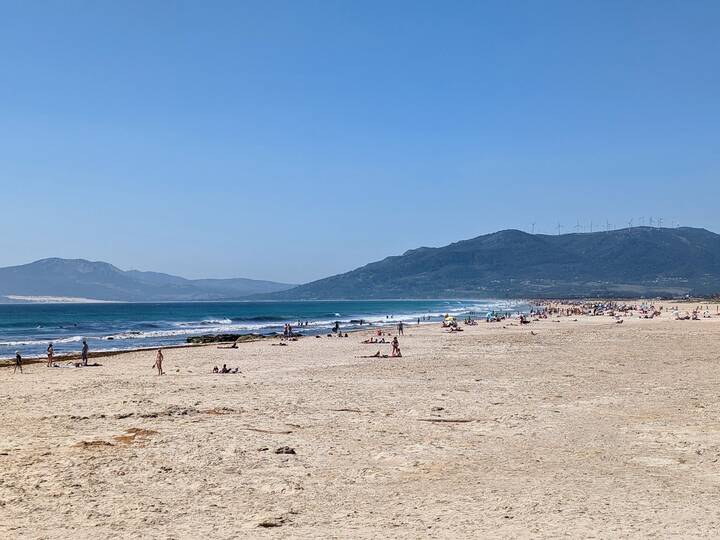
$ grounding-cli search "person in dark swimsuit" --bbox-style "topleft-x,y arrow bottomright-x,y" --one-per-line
81,340 -> 89,366
14,351 -> 23,374
391,337 -> 402,357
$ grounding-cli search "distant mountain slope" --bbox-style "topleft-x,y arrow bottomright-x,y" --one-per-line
0,258 -> 294,302
264,227 -> 720,299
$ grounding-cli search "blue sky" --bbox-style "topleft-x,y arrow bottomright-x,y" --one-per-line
0,1 -> 718,283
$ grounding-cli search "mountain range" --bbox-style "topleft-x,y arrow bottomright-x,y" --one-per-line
263,227 -> 720,299
2,227 -> 720,302
0,258 -> 294,302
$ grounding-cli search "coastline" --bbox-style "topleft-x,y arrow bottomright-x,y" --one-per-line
0,320 -> 431,367
0,341 -> 231,368
2,297 -> 712,366
0,299 -> 521,362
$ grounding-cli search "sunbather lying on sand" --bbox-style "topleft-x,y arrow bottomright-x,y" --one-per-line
359,351 -> 390,358
214,364 -> 240,374
52,361 -> 103,368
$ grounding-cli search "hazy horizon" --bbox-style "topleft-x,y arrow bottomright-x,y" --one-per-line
1,1 -> 718,282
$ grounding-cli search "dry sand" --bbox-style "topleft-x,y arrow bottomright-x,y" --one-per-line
2,305 -> 720,538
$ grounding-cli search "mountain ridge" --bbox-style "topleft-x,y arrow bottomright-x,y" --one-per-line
259,227 -> 720,300
0,258 -> 295,302
4,227 -> 720,302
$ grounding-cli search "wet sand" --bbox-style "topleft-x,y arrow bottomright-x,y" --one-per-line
2,306 -> 720,538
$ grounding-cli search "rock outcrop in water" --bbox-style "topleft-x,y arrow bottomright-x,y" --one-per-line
186,334 -> 264,344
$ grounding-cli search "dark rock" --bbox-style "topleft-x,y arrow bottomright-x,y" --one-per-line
186,333 -> 263,344
274,446 -> 296,455
258,516 -> 284,528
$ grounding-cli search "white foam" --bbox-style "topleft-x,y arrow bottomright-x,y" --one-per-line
103,322 -> 273,341
173,318 -> 233,327
0,335 -> 86,346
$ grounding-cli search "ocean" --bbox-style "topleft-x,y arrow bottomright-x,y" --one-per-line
0,299 -> 527,359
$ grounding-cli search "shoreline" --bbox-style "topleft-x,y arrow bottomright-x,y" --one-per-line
0,300 -> 499,366
2,297 -> 715,366
0,341 -> 219,368
0,322 -> 411,367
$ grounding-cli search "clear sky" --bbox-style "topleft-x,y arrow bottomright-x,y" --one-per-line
1,1 -> 718,283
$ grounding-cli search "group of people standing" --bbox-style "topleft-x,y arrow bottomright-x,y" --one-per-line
12,337 -> 103,375
13,339 -> 90,374
44,339 -> 89,367
16,340 -> 165,376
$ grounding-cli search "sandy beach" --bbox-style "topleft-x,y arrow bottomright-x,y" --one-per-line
3,303 -> 720,538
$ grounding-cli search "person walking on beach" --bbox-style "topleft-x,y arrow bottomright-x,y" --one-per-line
47,343 -> 54,367
153,349 -> 164,376
397,321 -> 404,336
81,339 -> 89,366
14,351 -> 23,374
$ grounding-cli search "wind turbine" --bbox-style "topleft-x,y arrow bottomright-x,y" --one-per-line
557,222 -> 563,236
574,219 -> 581,233
658,217 -> 663,228
531,222 -> 536,234
628,218 -> 633,229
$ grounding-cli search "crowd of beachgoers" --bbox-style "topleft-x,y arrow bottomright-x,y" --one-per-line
532,300 -> 719,321
434,299 -> 720,333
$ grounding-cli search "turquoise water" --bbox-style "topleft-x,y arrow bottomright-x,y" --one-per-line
0,299 -> 526,359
